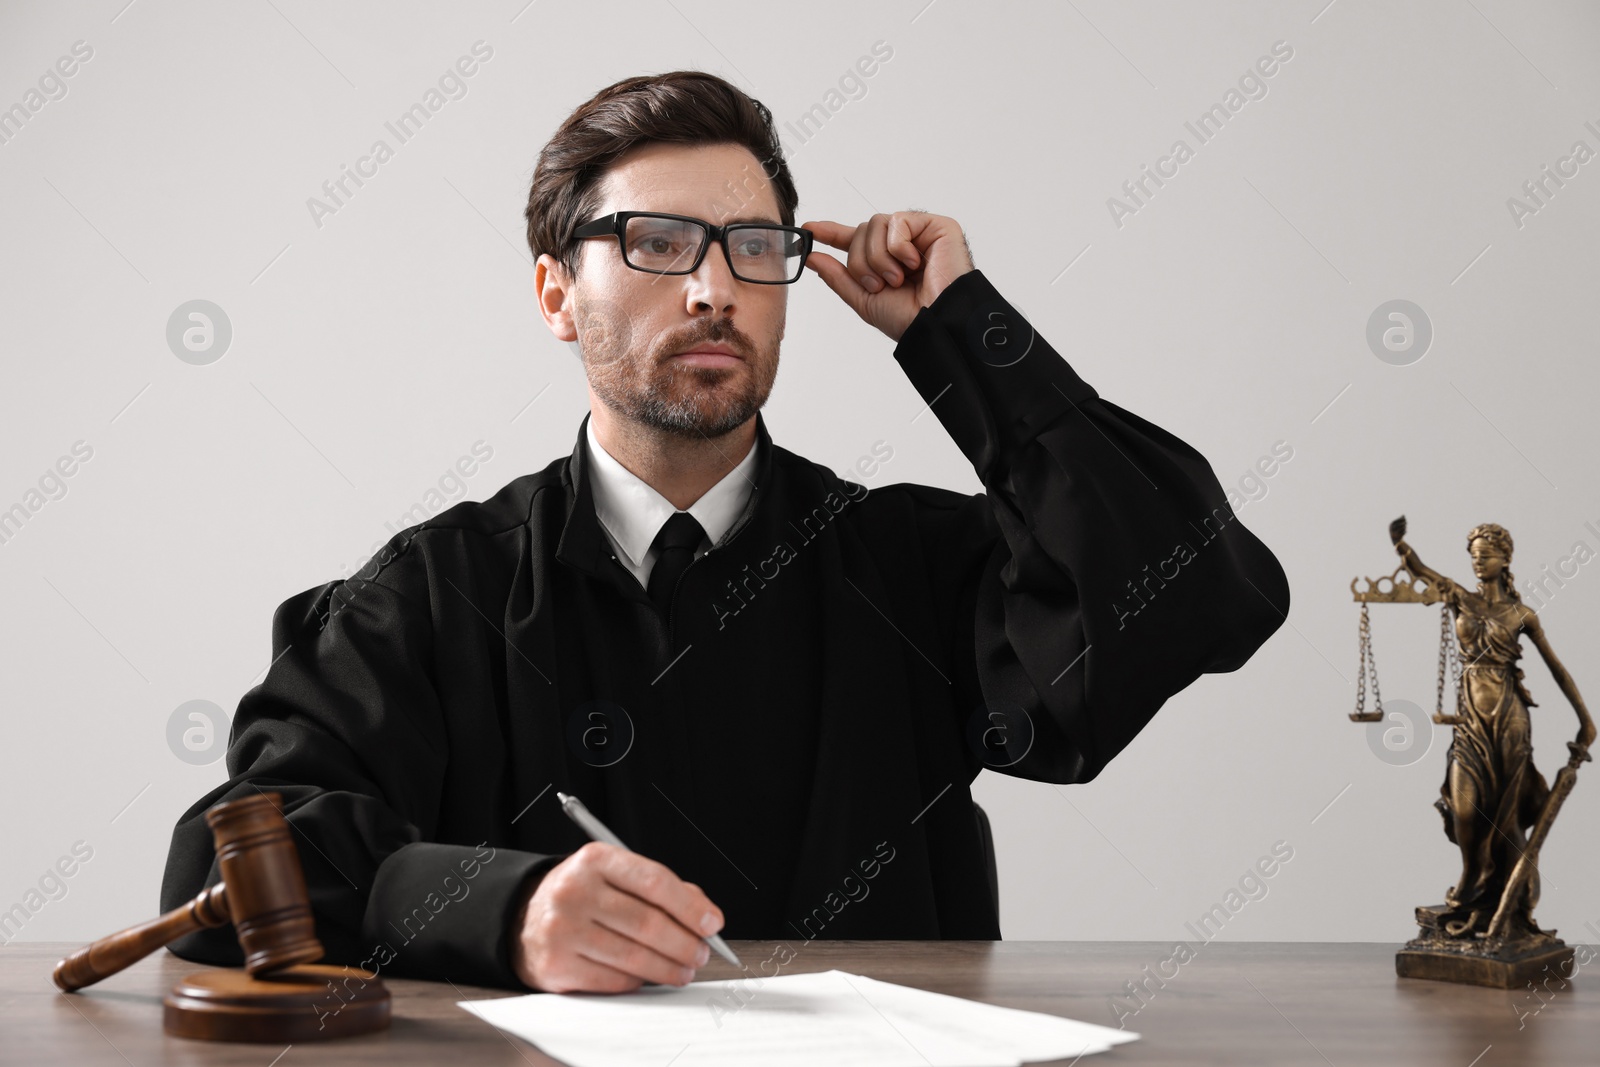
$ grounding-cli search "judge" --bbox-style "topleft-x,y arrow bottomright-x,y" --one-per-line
161,70 -> 1290,994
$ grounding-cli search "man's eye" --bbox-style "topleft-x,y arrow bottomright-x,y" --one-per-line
638,235 -> 675,252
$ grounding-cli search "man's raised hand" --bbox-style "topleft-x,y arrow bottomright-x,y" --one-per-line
800,210 -> 974,343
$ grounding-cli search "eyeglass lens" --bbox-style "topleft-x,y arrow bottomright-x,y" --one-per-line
622,214 -> 804,282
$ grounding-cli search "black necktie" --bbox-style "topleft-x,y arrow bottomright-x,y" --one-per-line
646,511 -> 706,617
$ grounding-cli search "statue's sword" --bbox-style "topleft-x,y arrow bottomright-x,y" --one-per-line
1486,745 -> 1589,941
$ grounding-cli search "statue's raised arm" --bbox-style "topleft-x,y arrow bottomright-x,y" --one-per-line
1389,515 -> 1451,598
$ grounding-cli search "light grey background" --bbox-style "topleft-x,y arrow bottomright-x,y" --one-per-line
3,0 -> 1598,954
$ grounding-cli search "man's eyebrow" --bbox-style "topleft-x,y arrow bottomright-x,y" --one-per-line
720,214 -> 784,226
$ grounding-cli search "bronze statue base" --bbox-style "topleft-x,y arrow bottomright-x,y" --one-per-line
1396,904 -> 1575,989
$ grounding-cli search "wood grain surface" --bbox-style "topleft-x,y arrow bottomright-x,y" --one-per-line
3,940 -> 1592,1065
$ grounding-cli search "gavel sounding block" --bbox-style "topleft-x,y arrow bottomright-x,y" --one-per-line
163,963 -> 390,1042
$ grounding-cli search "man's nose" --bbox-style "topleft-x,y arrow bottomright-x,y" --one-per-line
684,239 -> 740,312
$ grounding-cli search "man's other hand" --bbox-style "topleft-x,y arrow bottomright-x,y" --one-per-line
506,841 -> 725,993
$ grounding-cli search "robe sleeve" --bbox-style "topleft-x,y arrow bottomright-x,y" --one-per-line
158,566 -> 567,989
889,267 -> 1290,783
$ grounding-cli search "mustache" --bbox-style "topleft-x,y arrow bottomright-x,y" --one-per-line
660,321 -> 751,359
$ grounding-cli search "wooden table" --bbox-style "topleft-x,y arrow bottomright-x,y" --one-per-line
2,941 -> 1592,1065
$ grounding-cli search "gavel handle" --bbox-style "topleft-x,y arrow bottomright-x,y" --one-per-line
53,882 -> 230,992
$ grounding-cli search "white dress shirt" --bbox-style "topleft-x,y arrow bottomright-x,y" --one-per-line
584,415 -> 760,590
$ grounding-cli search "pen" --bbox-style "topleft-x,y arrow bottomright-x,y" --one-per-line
555,791 -> 742,969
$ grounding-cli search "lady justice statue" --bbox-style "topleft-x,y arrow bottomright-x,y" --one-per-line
1357,516 -> 1595,986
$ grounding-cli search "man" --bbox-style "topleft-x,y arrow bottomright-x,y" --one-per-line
161,71 -> 1289,994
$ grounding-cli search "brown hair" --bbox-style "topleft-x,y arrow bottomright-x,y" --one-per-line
524,71 -> 799,281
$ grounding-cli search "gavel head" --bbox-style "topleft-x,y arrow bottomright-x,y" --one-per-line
206,791 -> 323,976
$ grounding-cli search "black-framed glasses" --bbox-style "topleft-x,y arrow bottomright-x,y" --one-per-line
572,211 -> 814,285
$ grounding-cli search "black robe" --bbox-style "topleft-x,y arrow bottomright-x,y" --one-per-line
160,268 -> 1289,989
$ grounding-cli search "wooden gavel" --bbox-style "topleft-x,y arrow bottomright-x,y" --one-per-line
54,791 -> 324,992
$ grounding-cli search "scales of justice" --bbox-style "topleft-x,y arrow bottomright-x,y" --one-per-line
1349,515 -> 1595,988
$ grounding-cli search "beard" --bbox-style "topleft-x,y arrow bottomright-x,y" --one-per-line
575,294 -> 779,440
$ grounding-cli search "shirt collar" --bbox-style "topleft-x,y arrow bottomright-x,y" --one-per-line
584,414 -> 761,571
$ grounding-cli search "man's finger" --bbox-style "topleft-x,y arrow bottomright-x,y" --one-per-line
592,883 -> 710,970
580,916 -> 700,987
803,248 -> 869,312
886,214 -> 923,271
597,847 -> 724,939
800,219 -> 857,251
544,951 -> 645,994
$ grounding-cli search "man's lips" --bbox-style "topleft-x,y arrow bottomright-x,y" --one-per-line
671,345 -> 743,368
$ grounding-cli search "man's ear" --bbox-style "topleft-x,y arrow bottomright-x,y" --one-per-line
536,254 -> 578,345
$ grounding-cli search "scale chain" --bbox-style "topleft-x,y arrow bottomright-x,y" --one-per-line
1354,602 -> 1386,719
1435,604 -> 1463,721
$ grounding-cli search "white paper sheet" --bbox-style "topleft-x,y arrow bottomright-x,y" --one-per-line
458,968 -> 1138,1067
844,972 -> 1137,1061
